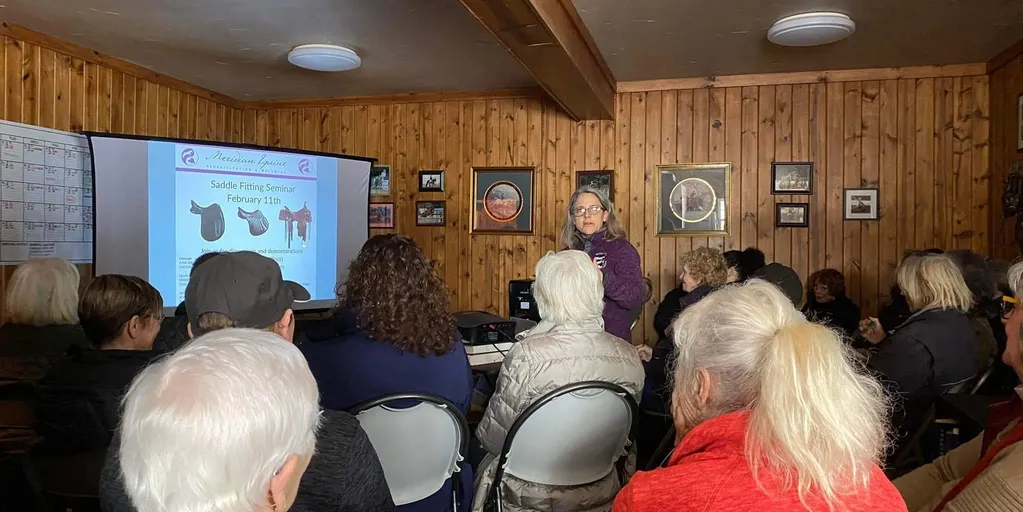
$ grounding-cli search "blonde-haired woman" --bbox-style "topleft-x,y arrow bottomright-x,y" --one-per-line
614,280 -> 906,511
562,186 -> 646,341
860,253 -> 980,463
0,258 -> 87,382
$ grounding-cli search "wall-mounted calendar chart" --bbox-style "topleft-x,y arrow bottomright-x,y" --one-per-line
0,120 -> 92,264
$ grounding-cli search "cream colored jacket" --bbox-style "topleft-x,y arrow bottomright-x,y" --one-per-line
472,321 -> 645,512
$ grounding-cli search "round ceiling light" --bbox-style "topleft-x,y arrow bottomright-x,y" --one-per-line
768,12 -> 856,47
287,44 -> 361,72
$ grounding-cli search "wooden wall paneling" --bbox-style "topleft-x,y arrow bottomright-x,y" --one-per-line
659,91 -> 678,306
842,82 -> 863,306
524,101 -> 542,278
614,92 -> 630,264
952,77 -> 972,250
643,90 -> 661,345
146,83 -> 159,137
241,107 -> 256,145
182,92 -> 195,140
825,82 -> 844,272
860,81 -> 880,315
915,79 -> 936,249
483,100 -> 500,314
497,99 -> 516,316
513,99 -> 529,282
990,68 -> 1011,258
774,85 -> 793,270
460,101 -> 474,309
97,67 -> 111,134
972,75 -> 990,256
470,99 -> 489,316
790,84 -> 810,281
56,54 -> 73,132
878,80 -> 899,309
134,79 -> 148,136
83,63 -> 96,131
628,92 -> 645,344
338,106 -> 353,154
38,48 -> 53,129
757,86 -> 775,261
897,79 -> 917,259
168,89 -> 180,139
72,59 -> 87,133
676,90 -> 695,261
723,88 -> 742,252
933,79 -> 952,249
740,87 -> 758,250
809,83 -> 827,272
708,88 -> 727,252
5,38 -> 22,123
433,102 -> 449,282
447,102 -> 465,305
155,84 -> 168,138
692,88 -> 710,253
22,43 -> 37,126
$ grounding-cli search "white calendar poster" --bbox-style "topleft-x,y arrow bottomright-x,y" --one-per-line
0,120 -> 92,264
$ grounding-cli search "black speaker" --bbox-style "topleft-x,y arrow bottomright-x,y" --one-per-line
509,279 -> 539,322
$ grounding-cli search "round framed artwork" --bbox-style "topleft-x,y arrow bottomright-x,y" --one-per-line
483,181 -> 523,222
668,177 -> 717,223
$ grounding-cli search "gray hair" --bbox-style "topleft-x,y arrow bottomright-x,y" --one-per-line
2,258 -> 80,326
560,186 -> 627,250
533,250 -> 605,325
119,328 -> 321,512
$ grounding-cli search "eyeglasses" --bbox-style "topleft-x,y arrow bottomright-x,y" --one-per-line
571,205 -> 605,217
1002,296 -> 1019,319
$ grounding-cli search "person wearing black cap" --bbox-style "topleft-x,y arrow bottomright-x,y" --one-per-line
99,251 -> 395,512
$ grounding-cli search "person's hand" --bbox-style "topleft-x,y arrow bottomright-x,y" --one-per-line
635,344 -> 653,362
858,317 -> 885,344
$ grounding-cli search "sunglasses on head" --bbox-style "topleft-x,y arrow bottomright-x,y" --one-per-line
1002,296 -> 1019,319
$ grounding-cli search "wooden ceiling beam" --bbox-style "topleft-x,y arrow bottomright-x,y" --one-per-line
457,0 -> 615,121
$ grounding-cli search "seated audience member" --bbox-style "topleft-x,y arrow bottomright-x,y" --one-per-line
860,253 -> 979,459
151,251 -> 221,353
947,249 -> 1000,369
119,329 -> 319,512
722,249 -> 747,283
0,258 -> 87,382
879,249 -> 946,330
300,234 -> 472,511
740,247 -> 803,305
894,260 -> 1023,512
802,268 -> 861,337
473,250 -> 645,511
614,280 -> 906,511
35,275 -> 163,454
646,247 -> 727,413
100,251 -> 394,512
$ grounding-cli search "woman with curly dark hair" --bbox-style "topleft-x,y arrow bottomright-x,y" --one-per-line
802,268 -> 861,337
299,234 -> 473,511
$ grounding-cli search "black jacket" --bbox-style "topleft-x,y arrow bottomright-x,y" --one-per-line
802,294 -> 861,337
642,285 -> 714,412
0,323 -> 88,382
34,348 -> 159,454
99,408 -> 395,512
652,285 -> 688,341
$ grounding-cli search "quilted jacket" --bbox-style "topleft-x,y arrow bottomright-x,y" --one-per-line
473,321 -> 645,512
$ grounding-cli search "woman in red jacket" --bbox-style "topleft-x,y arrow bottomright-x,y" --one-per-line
614,279 -> 907,512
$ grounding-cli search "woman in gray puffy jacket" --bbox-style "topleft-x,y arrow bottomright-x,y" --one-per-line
473,249 -> 645,512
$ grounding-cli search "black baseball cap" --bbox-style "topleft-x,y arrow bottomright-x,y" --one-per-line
185,251 -> 310,336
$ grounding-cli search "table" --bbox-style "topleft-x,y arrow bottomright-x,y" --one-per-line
466,342 -> 513,371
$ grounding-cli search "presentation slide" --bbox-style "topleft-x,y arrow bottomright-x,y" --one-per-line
89,135 -> 372,311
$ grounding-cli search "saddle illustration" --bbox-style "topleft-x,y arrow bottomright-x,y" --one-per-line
278,203 -> 312,248
237,207 -> 270,237
189,200 -> 225,242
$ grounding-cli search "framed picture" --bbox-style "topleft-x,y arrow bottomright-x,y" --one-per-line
844,188 -> 879,220
416,200 -> 445,226
471,167 -> 535,234
576,170 -> 615,200
1017,94 -> 1023,152
419,170 -> 444,192
775,203 -> 809,227
656,163 -> 730,236
368,202 -> 394,228
771,162 -> 813,194
370,165 -> 391,196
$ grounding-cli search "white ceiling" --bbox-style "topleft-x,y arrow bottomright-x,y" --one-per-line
0,0 -> 535,100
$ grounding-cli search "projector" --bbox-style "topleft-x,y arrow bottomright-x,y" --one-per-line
455,311 -> 517,346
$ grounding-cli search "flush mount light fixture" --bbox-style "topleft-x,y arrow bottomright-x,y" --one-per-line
767,12 -> 856,47
287,44 -> 361,72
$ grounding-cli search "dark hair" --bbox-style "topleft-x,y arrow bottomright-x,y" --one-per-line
338,234 -> 455,357
79,275 -> 163,347
191,252 -> 221,276
723,250 -> 745,280
946,249 -> 996,301
807,269 -> 846,301
923,248 -> 945,254
740,247 -> 766,276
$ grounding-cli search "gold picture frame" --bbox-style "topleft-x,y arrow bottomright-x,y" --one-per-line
656,163 -> 731,236
470,166 -> 535,234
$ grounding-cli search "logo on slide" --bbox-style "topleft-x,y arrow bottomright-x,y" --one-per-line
181,148 -> 196,166
298,158 -> 311,175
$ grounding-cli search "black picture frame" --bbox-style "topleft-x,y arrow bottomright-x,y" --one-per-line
470,167 -> 535,234
370,165 -> 391,196
775,203 -> 809,227
368,202 -> 394,229
418,170 -> 444,192
415,200 -> 445,227
771,162 -> 813,195
575,170 -> 615,201
843,188 -> 880,221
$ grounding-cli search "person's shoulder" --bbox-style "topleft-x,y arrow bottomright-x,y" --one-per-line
319,408 -> 363,439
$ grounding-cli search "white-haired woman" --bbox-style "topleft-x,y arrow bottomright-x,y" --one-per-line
893,260 -> 1023,511
562,186 -> 646,341
473,250 -> 645,511
119,328 -> 321,512
614,280 -> 905,511
860,253 -> 980,459
0,258 -> 88,382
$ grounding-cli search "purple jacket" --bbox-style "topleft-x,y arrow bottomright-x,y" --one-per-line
586,231 -> 647,341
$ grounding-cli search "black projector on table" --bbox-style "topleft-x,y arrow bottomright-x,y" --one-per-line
455,311 -> 517,346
